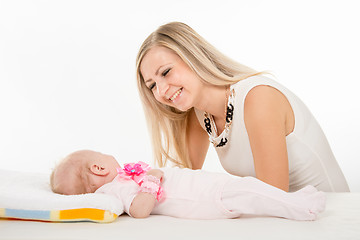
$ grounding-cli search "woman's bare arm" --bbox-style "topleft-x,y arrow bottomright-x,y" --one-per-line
244,85 -> 294,192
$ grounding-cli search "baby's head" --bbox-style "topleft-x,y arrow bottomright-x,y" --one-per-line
50,150 -> 120,195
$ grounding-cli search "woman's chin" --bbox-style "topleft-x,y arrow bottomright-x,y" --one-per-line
174,104 -> 191,112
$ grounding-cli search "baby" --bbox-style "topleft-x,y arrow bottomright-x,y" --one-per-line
51,150 -> 326,220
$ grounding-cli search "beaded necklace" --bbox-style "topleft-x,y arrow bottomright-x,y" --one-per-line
203,86 -> 235,147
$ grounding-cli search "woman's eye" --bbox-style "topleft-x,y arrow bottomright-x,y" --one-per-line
149,82 -> 156,90
162,68 -> 171,77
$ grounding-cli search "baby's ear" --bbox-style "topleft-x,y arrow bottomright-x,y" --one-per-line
90,164 -> 110,176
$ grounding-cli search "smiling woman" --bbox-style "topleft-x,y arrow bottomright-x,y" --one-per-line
135,22 -> 349,193
140,46 -> 207,112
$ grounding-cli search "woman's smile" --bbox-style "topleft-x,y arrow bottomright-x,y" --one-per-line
169,88 -> 183,102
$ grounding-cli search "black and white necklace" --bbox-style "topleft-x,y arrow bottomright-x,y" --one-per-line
204,86 -> 235,147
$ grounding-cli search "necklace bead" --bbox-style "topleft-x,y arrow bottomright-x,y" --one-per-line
204,86 -> 235,147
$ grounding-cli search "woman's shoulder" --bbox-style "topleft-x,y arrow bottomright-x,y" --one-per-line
232,74 -> 278,91
232,75 -> 292,103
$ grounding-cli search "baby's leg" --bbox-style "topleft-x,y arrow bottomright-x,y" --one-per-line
221,177 -> 326,220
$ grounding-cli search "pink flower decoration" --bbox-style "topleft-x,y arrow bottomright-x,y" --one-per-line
117,161 -> 151,185
124,163 -> 145,176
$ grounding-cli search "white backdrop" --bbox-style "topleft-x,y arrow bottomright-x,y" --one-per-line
0,0 -> 359,191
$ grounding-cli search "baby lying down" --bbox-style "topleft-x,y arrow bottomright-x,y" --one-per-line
50,150 -> 325,220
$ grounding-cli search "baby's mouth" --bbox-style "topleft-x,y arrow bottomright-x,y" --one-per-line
169,88 -> 183,101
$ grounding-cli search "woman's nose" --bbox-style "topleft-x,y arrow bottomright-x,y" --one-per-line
156,79 -> 169,97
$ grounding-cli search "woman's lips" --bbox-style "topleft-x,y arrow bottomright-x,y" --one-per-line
169,88 -> 183,101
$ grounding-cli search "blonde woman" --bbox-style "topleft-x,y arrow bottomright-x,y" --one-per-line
136,22 -> 349,192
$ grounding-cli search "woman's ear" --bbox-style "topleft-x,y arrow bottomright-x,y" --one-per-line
90,164 -> 110,176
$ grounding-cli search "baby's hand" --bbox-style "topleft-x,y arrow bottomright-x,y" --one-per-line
146,169 -> 164,181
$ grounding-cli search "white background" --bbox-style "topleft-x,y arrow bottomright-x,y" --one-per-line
0,0 -> 359,191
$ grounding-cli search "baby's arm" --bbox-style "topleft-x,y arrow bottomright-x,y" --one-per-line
129,193 -> 156,218
129,169 -> 163,218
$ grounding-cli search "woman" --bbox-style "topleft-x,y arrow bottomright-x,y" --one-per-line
136,22 -> 349,192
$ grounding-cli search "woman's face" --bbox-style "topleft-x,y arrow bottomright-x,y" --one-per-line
140,46 -> 204,112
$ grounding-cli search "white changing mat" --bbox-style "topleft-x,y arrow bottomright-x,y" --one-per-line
1,193 -> 360,240
0,169 -> 124,222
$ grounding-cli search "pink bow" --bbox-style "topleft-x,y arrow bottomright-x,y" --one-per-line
117,161 -> 151,185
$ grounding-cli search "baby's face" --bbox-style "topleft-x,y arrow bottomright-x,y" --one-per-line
53,150 -> 120,195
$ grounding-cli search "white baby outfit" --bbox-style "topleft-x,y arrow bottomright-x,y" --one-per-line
95,167 -> 325,220
195,75 -> 349,192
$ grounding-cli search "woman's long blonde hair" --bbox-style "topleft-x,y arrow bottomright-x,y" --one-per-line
136,22 -> 261,168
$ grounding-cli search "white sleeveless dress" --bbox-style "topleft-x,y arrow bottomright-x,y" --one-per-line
195,75 -> 349,192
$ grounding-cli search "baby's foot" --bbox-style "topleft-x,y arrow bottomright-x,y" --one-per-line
295,185 -> 326,219
309,191 -> 326,215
